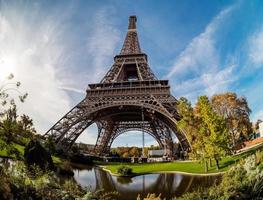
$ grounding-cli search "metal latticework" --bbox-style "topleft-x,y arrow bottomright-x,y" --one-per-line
45,16 -> 191,156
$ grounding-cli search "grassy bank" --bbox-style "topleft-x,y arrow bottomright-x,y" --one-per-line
0,139 -> 62,164
100,143 -> 263,175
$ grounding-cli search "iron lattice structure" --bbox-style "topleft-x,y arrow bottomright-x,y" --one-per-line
45,16 -> 190,156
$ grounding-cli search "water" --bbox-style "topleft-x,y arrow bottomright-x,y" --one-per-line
0,158 -> 220,199
72,164 -> 220,200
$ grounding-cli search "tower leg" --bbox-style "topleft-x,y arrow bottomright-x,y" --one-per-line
94,120 -> 115,156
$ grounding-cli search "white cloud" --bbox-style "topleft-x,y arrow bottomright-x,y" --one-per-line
58,86 -> 86,94
248,28 -> 263,66
84,8 -> 121,83
0,4 -> 121,147
167,6 -> 234,79
0,12 -> 72,134
166,6 -> 236,101
175,65 -> 236,101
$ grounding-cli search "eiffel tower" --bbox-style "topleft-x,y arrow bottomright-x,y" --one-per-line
45,16 -> 190,156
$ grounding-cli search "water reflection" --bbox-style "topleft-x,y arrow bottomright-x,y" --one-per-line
73,166 -> 220,200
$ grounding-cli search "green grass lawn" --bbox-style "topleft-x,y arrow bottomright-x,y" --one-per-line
0,141 -> 25,159
0,139 -> 62,164
101,143 -> 263,175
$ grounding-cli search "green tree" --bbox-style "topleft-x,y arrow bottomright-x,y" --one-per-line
211,92 -> 252,151
0,105 -> 19,144
44,136 -> 56,154
177,97 -> 199,145
195,96 -> 230,170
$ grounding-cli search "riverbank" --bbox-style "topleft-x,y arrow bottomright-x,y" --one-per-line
101,165 -> 225,177
99,142 -> 263,176
0,139 -> 62,164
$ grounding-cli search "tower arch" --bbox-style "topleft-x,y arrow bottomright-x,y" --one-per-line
44,16 -> 191,157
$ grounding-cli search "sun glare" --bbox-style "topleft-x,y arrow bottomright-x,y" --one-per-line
0,56 -> 16,81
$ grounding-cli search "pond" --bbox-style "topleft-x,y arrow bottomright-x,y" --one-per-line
0,158 -> 220,199
71,164 -> 221,200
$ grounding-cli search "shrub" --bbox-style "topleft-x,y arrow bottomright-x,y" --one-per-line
116,165 -> 132,176
0,167 -> 12,200
172,152 -> 263,200
57,161 -> 74,176
24,140 -> 54,170
1,161 -> 119,200
79,189 -> 119,200
137,193 -> 163,200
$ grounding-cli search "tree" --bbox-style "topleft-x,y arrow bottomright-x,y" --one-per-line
0,105 -> 19,144
44,136 -> 57,154
17,114 -> 36,140
177,97 -> 212,170
0,74 -> 33,158
129,147 -> 140,157
122,152 -> 129,158
0,73 -> 29,143
177,97 -> 199,145
195,96 -> 230,170
211,92 -> 252,151
255,119 -> 262,131
0,73 -> 28,109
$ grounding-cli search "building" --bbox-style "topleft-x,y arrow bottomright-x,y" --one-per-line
148,149 -> 164,157
259,121 -> 263,137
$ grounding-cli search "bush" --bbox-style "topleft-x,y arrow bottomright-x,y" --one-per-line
57,161 -> 74,176
117,165 -> 132,176
172,152 -> 263,200
137,193 -> 163,200
24,140 -> 54,170
0,167 -> 12,200
78,189 -> 119,200
1,161 -> 119,200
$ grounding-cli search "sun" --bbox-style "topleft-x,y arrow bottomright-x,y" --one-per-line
0,55 -> 16,81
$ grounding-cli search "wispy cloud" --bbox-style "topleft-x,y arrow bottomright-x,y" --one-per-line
248,27 -> 263,67
85,8 -> 121,83
166,6 -> 236,101
58,86 -> 86,94
174,65 -> 236,101
0,4 -> 73,133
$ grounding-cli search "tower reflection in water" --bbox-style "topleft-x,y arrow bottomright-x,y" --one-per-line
73,166 -> 220,200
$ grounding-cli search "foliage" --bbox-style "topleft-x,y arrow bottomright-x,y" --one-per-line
177,96 -> 231,172
58,160 -> 74,176
111,146 -> 141,157
77,189 -> 119,200
172,153 -> 263,200
137,193 -> 163,200
44,135 -> 57,155
0,73 -> 28,108
177,97 -> 198,145
24,139 -> 54,170
0,166 -> 12,200
117,165 -> 133,175
182,96 -> 230,172
0,161 -> 118,200
111,146 -> 160,158
0,105 -> 36,143
211,92 -> 252,150
0,74 -> 37,161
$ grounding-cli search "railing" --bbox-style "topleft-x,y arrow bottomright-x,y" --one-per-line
88,80 -> 169,90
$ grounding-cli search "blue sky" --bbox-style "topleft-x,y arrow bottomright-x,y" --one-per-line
1,0 -> 263,147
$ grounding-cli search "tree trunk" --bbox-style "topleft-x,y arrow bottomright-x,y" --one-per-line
215,158 -> 220,170
209,158 -> 212,168
204,160 -> 208,173
231,131 -> 236,154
